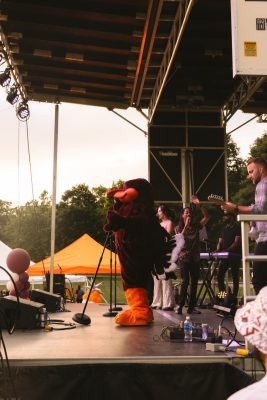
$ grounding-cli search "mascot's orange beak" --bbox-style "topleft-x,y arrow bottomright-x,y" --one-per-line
114,187 -> 138,202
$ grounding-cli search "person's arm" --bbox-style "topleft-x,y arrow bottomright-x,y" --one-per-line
221,201 -> 252,214
217,237 -> 223,251
164,220 -> 174,234
191,195 -> 209,226
225,235 -> 241,253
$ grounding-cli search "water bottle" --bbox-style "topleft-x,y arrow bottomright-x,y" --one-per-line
184,316 -> 193,342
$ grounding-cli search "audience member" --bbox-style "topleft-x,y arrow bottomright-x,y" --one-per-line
227,286 -> 267,399
76,284 -> 85,303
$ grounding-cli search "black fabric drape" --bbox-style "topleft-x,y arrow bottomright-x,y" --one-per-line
0,362 -> 254,400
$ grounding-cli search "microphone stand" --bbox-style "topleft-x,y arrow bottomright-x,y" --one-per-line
72,232 -> 112,325
103,233 -> 119,317
111,250 -> 122,312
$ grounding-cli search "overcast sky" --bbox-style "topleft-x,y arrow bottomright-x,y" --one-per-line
0,93 -> 266,206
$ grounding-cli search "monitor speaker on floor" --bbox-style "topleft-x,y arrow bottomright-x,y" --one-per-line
0,295 -> 45,330
30,289 -> 61,312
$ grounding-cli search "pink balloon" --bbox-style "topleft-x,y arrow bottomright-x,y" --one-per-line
6,248 -> 31,274
14,280 -> 25,292
19,272 -> 29,283
19,289 -> 30,299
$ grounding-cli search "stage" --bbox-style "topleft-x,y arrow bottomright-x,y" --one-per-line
0,303 -> 254,400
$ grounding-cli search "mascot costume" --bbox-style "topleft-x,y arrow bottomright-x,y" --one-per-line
104,178 -> 184,326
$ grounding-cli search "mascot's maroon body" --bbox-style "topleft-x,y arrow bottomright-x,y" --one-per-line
104,178 -> 167,326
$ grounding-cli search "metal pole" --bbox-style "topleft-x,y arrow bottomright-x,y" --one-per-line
49,103 -> 59,293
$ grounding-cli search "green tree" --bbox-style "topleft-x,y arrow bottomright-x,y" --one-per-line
249,131 -> 267,160
0,199 -> 13,244
232,131 -> 267,206
226,132 -> 247,200
56,183 -> 104,250
2,192 -> 52,261
92,179 -> 125,219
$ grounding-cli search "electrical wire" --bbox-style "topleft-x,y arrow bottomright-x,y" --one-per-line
0,266 -> 20,334
0,325 -> 18,399
25,120 -> 35,203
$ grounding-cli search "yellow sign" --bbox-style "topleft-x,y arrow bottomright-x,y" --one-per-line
244,42 -> 257,57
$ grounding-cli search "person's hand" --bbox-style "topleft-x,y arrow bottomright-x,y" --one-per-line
103,210 -> 125,232
191,195 -> 200,205
185,216 -> 191,226
221,201 -> 236,213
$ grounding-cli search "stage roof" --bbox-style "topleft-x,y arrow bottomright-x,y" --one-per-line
0,0 -> 267,121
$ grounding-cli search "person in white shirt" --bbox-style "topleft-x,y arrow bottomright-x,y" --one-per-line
151,204 -> 176,311
227,286 -> 267,400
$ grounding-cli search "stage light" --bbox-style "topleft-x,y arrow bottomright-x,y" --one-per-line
6,85 -> 19,104
0,67 -> 11,87
16,101 -> 30,121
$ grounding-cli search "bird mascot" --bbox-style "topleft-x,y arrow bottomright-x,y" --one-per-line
104,178 -> 184,326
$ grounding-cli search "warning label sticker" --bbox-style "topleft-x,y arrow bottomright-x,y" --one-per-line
244,42 -> 257,56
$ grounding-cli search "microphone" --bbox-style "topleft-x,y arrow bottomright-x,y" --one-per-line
72,232 -> 111,325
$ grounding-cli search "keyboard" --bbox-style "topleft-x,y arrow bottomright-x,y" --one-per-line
200,252 -> 241,260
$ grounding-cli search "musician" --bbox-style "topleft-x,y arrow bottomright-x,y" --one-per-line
221,157 -> 267,294
175,195 -> 209,314
151,204 -> 175,311
216,212 -> 241,299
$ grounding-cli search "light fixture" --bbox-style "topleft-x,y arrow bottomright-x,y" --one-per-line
6,84 -> 19,104
16,101 -> 30,121
0,67 -> 11,87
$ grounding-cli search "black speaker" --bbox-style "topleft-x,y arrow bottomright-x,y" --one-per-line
0,295 -> 45,329
45,273 -> 65,297
30,289 -> 61,312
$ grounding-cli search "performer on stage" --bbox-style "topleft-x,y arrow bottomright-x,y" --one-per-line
151,204 -> 175,311
175,195 -> 209,315
221,157 -> 267,294
216,212 -> 241,299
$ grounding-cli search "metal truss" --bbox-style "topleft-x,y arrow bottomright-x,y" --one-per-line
148,0 -> 195,123
222,75 -> 267,124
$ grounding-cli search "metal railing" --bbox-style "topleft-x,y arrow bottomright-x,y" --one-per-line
238,214 -> 267,304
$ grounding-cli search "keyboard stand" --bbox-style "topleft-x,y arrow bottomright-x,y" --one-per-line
197,257 -> 218,307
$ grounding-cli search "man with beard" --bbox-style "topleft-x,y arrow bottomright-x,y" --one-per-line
227,286 -> 267,400
221,157 -> 267,294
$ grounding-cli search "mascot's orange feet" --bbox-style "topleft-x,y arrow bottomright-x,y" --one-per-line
115,288 -> 153,326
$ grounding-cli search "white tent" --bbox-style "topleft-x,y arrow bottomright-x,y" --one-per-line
0,240 -> 86,285
0,240 -> 14,284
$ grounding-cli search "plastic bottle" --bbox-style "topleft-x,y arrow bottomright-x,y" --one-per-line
184,315 -> 193,342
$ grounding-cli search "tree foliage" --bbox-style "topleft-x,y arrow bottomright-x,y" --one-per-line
225,132 -> 247,200
231,131 -> 267,205
1,131 -> 266,263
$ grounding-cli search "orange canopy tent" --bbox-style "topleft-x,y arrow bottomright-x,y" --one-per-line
28,233 -> 121,276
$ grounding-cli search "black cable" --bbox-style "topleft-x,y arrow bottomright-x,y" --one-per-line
0,328 -> 18,399
0,266 -> 20,334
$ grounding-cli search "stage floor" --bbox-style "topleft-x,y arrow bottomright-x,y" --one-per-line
2,303 -> 244,366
